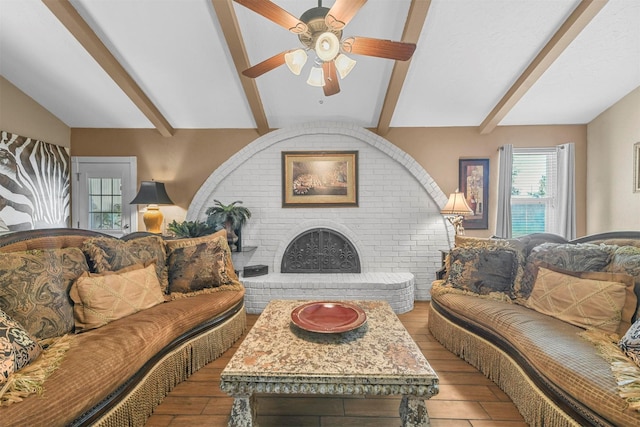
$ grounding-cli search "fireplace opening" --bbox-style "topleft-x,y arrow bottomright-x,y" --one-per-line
281,228 -> 361,273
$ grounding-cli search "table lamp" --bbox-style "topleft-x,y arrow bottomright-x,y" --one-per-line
130,181 -> 174,234
440,190 -> 474,235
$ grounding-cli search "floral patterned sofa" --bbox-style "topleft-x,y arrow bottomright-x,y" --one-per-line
0,228 -> 246,427
429,231 -> 640,427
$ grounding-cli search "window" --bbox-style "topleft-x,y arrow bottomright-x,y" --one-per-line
511,148 -> 557,237
88,178 -> 122,230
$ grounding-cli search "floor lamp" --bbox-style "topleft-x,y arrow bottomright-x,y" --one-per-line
440,190 -> 474,235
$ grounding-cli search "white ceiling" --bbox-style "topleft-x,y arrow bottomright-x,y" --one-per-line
1,0 -> 638,135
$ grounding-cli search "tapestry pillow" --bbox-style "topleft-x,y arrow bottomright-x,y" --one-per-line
518,242 -> 616,300
0,309 -> 42,385
619,318 -> 640,368
0,248 -> 89,339
445,245 -> 520,296
526,265 -> 633,334
82,235 -> 169,293
607,246 -> 640,321
69,263 -> 165,332
165,230 -> 239,294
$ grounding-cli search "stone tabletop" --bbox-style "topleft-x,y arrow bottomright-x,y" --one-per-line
221,299 -> 438,394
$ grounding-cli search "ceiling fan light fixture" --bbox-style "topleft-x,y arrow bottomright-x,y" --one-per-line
315,32 -> 340,62
334,53 -> 356,79
284,49 -> 308,75
307,66 -> 325,87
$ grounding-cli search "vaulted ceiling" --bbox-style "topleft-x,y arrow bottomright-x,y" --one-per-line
1,0 -> 638,137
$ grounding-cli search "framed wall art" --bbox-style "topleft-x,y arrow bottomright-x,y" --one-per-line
459,158 -> 489,229
282,151 -> 358,207
0,131 -> 70,231
634,142 -> 640,193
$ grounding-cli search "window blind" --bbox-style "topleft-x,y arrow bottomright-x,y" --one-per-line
511,148 -> 557,237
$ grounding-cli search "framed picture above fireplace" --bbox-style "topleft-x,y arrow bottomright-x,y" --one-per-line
282,151 -> 358,207
459,158 -> 489,229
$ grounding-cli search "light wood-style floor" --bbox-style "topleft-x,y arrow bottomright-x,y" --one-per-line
145,301 -> 527,427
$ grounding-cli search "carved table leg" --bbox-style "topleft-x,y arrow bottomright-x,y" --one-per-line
400,395 -> 430,427
228,394 -> 257,427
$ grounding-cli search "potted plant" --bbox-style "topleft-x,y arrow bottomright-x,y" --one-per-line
167,219 -> 216,238
205,200 -> 251,251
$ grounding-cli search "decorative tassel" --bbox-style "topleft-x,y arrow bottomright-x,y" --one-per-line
429,306 -> 581,427
580,329 -> 640,411
0,334 -> 74,405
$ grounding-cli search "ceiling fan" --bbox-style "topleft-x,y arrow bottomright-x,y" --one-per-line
234,0 -> 417,96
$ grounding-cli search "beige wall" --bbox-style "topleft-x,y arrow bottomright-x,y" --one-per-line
71,128 -> 259,224
72,124 -> 588,238
0,76 -> 70,147
587,86 -> 640,233
385,126 -> 587,237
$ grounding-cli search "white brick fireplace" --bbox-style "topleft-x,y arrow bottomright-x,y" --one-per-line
187,122 -> 454,311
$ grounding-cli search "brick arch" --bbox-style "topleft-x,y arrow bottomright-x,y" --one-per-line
188,121 -> 449,219
187,121 -> 454,300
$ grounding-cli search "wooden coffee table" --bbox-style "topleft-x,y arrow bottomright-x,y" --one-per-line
220,299 -> 439,426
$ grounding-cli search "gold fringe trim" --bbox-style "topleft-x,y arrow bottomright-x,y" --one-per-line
93,304 -> 246,427
0,334 -> 75,406
428,305 -> 582,427
430,280 -> 513,303
168,282 -> 244,300
579,329 -> 640,411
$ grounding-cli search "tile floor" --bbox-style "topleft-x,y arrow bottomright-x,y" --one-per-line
145,301 -> 527,427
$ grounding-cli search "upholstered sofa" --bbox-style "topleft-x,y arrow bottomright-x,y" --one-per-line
429,231 -> 640,427
0,228 -> 246,427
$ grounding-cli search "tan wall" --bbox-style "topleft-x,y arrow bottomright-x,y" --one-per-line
385,126 -> 587,237
0,76 -> 70,147
587,86 -> 640,233
72,124 -> 587,237
71,128 -> 259,224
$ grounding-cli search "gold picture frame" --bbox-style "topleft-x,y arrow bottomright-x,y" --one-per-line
282,151 -> 358,207
634,142 -> 640,193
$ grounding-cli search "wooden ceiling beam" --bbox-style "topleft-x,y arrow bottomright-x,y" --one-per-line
376,0 -> 432,136
211,0 -> 270,135
42,0 -> 174,137
478,0 -> 608,134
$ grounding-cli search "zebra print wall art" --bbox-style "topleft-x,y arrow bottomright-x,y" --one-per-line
0,131 -> 70,231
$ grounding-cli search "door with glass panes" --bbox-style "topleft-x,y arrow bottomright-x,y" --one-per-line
71,157 -> 137,237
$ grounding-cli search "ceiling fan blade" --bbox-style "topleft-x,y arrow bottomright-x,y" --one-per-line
242,51 -> 287,78
325,0 -> 367,30
343,36 -> 416,61
323,61 -> 340,97
234,0 -> 308,34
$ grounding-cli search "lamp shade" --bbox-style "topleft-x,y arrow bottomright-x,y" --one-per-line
334,53 -> 356,79
440,190 -> 473,216
284,49 -> 308,75
130,181 -> 174,205
307,66 -> 325,87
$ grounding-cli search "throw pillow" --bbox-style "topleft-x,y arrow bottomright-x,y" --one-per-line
0,248 -> 89,340
0,309 -> 42,385
69,263 -> 165,332
619,318 -> 640,368
608,246 -> 640,321
82,235 -> 169,293
165,230 -> 239,293
445,246 -> 520,296
519,242 -> 616,300
526,265 -> 632,334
